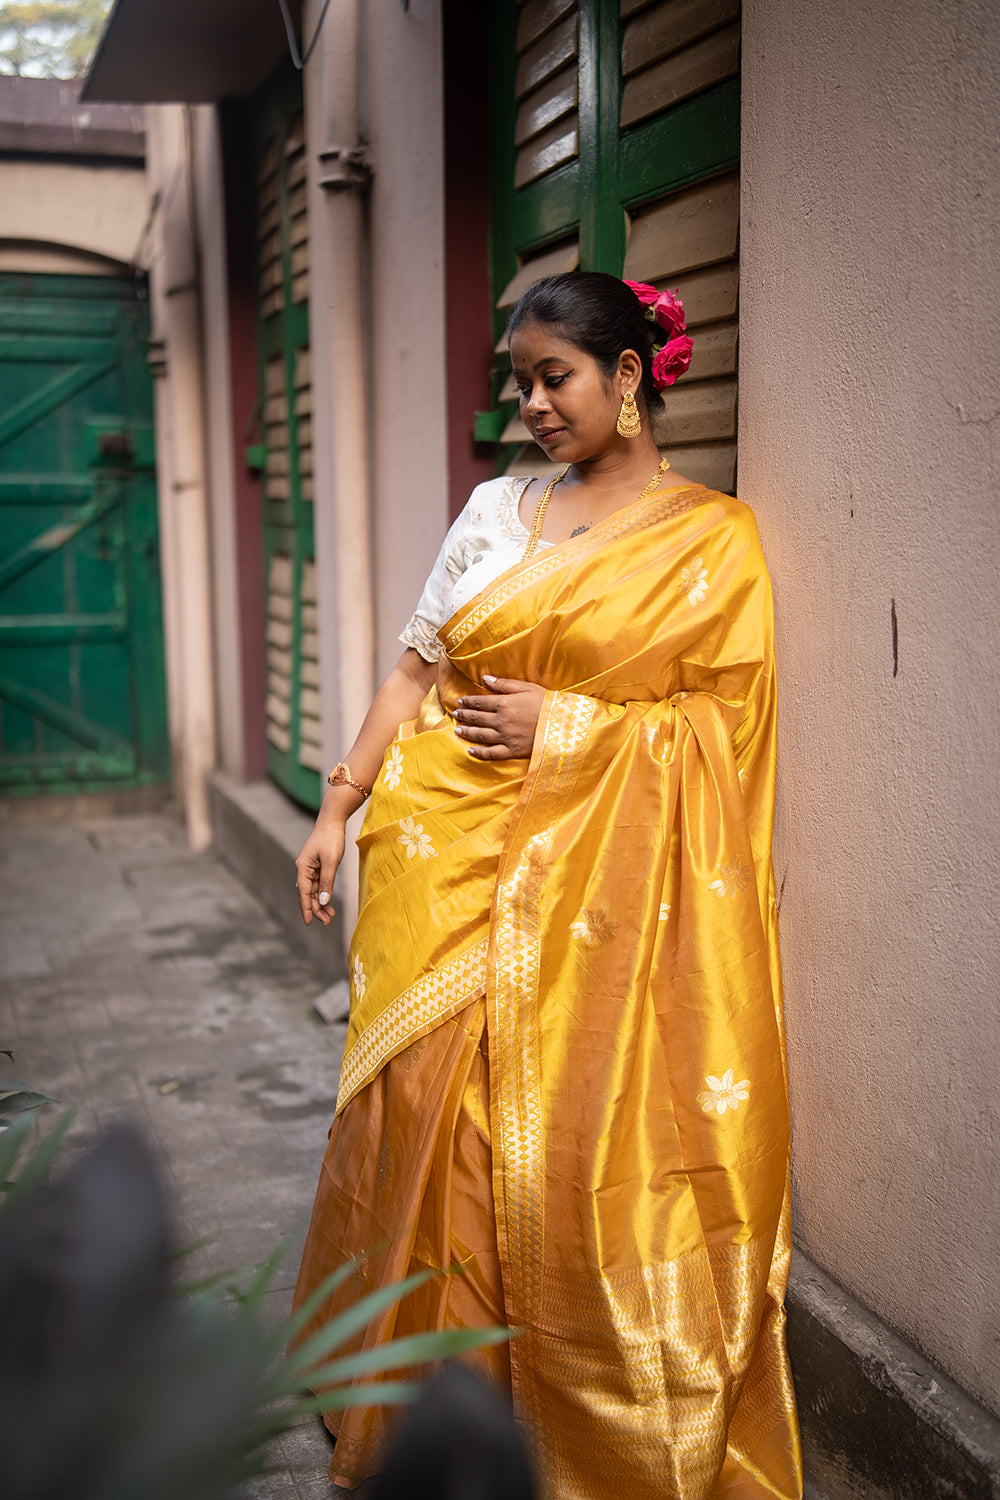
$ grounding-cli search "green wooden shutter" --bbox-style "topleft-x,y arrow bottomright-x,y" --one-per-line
253,76 -> 322,810
489,0 -> 741,492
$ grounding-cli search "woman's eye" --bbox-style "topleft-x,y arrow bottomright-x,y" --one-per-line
546,374 -> 567,387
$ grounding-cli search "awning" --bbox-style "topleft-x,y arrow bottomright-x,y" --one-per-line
83,0 -> 304,104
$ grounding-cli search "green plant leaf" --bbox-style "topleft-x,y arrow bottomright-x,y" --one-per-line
303,1378 -> 421,1411
170,1233 -> 216,1262
299,1323 -> 513,1387
176,1265 -> 252,1297
1,1111 -> 74,1211
0,1113 -> 33,1190
0,1088 -> 58,1117
282,1267 -> 439,1379
262,1380 -> 421,1429
283,1255 -> 369,1342
240,1238 -> 289,1306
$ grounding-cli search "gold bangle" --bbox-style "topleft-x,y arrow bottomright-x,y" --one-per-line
327,762 -> 371,799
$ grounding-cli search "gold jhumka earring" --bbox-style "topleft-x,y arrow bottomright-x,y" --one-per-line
616,389 -> 641,438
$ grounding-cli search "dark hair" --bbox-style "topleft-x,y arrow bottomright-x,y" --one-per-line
506,270 -> 666,416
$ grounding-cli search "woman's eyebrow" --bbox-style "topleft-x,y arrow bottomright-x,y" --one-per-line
512,356 -> 572,375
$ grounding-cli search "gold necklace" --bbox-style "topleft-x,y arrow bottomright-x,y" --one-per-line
522,456 -> 670,561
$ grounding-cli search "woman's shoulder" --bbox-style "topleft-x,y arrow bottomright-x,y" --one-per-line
458,473 -> 533,541
463,473 -> 532,510
660,486 -> 766,574
689,487 -> 762,544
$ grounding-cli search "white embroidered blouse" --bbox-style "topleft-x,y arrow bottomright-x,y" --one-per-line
399,475 -> 551,663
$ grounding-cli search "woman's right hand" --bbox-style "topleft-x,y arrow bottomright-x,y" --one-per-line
292,647 -> 436,928
295,814 -> 347,927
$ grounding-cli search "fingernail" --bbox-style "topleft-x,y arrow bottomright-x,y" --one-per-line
318,891 -> 330,906
454,726 -> 464,737
483,674 -> 497,684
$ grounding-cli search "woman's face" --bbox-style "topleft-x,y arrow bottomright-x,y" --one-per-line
509,321 -> 624,463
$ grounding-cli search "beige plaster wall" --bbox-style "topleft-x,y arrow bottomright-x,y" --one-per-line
739,0 -> 1000,1412
0,157 -> 149,267
366,0 -> 449,681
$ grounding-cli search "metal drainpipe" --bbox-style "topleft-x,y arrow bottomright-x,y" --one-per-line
147,105 -> 217,852
305,0 -> 375,940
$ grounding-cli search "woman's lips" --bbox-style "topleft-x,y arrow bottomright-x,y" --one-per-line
536,427 -> 564,445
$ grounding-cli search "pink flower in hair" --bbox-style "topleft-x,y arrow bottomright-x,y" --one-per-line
652,288 -> 686,340
652,335 -> 694,388
624,279 -> 660,307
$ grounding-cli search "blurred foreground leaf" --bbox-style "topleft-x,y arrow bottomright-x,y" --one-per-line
0,1050 -> 57,1129
0,1119 -> 513,1499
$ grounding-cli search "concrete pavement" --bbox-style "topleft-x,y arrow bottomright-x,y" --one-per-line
0,807 -> 351,1498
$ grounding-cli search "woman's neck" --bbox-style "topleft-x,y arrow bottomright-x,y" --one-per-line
564,439 -> 666,493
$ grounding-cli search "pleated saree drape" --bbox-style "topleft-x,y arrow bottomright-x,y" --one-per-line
292,484 -> 802,1500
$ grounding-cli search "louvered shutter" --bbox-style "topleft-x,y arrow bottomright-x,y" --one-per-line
620,0 -> 740,129
514,0 -> 580,188
619,2 -> 741,490
623,171 -> 739,492
254,85 -> 321,808
488,0 -> 741,493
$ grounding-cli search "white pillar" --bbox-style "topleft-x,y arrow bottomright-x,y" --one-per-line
192,105 -> 245,782
304,0 -> 375,934
366,0 -> 449,680
145,105 -> 217,850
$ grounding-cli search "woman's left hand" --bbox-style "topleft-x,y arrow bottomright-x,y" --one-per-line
454,675 -> 546,759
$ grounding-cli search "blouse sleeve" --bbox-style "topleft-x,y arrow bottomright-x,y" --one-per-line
398,494 -> 480,663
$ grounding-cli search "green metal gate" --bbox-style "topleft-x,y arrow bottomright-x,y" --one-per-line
0,272 -> 168,796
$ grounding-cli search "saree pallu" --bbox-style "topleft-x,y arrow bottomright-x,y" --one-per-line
294,485 -> 802,1500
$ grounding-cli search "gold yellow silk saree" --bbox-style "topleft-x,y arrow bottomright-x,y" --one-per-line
294,484 -> 802,1500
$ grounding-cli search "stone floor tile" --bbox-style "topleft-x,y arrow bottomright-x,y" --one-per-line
237,1472 -> 297,1499
2,809 -> 348,1497
0,939 -> 52,979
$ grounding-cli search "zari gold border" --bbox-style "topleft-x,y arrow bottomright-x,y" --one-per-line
491,691 -> 596,1411
336,938 -> 489,1112
444,485 -> 708,649
528,1238 -> 779,1499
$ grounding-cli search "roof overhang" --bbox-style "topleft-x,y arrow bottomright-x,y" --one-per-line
82,0 -> 303,104
0,76 -> 144,158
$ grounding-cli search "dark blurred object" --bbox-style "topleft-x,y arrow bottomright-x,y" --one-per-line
0,1123 -> 270,1500
371,1364 -> 536,1500
0,1119 -> 516,1499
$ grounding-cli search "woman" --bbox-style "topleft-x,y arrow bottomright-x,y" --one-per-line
292,273 -> 802,1500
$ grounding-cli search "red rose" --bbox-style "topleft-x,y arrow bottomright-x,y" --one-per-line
651,335 -> 694,388
652,288 -> 686,339
624,279 -> 660,307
